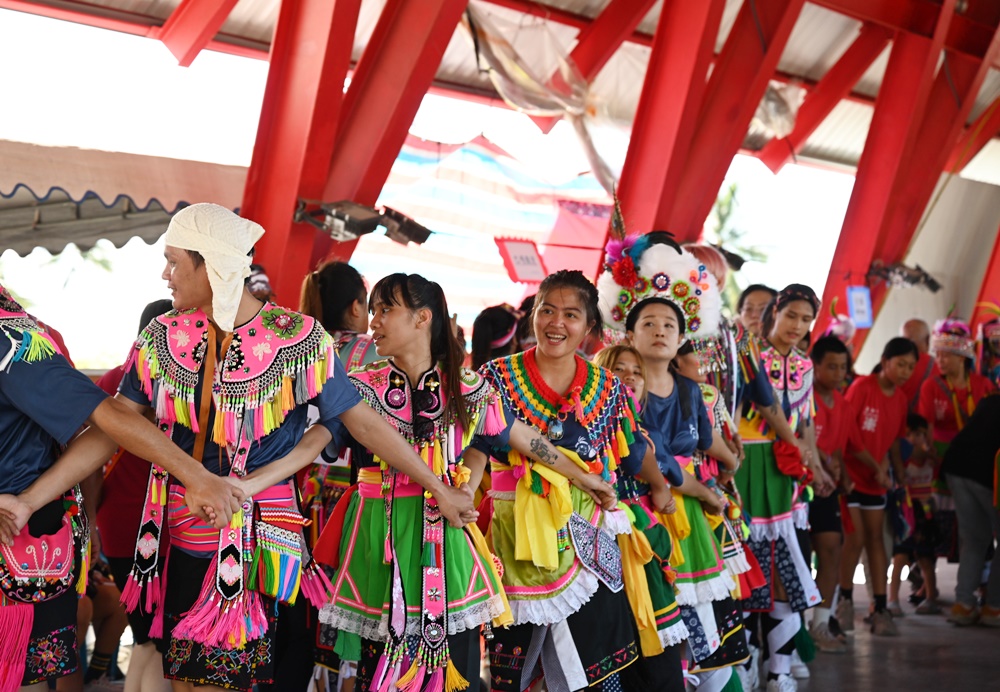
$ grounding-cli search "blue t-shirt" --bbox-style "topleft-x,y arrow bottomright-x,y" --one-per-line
641,375 -> 713,487
737,364 -> 776,411
118,353 -> 361,477
0,333 -> 108,494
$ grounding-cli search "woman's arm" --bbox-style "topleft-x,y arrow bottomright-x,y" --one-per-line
800,418 -> 834,496
337,402 -> 476,526
707,430 -> 739,473
636,437 -> 674,514
461,447 -> 488,494
507,420 -> 617,509
676,468 -> 724,514
888,439 -> 906,488
759,402 -> 811,462
239,425 -> 334,497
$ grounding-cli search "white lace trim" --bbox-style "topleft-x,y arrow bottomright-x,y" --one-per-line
673,571 -> 736,606
747,514 -> 796,543
725,549 -> 752,577
602,508 -> 632,536
507,566 -> 600,627
793,502 -> 810,531
317,592 -> 506,638
659,619 -> 690,647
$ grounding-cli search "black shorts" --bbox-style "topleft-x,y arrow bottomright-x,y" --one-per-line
809,493 -> 842,534
108,555 -> 157,646
846,490 -> 887,510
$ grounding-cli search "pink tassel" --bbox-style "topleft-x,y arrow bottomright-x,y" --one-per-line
376,660 -> 401,692
384,536 -> 393,564
426,668 -> 443,692
397,666 -> 426,692
0,603 -> 33,692
369,655 -> 389,692
172,567 -> 267,649
145,573 -> 160,614
120,573 -> 143,613
484,402 -> 505,436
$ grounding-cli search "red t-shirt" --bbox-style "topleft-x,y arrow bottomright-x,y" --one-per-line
899,351 -> 935,411
843,374 -> 908,495
94,365 -> 152,558
918,372 -> 996,444
815,388 -> 859,457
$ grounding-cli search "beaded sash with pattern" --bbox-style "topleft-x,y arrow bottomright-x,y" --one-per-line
0,284 -> 60,369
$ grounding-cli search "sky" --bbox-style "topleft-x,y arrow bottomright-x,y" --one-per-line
0,8 -> 857,369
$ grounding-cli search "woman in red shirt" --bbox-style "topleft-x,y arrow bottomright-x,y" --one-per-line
837,337 -> 917,636
918,318 -> 996,452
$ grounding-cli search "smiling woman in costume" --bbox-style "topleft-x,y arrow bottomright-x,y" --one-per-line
476,269 -> 648,691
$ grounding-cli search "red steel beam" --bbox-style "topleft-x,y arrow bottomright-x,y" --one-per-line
311,0 -> 469,265
946,95 -> 1000,172
240,0 -> 363,304
815,1 -> 958,342
664,0 -> 806,241
532,0 -> 656,133
757,23 -> 891,173
971,223 -> 1000,329
614,0 -> 726,240
154,0 -> 241,67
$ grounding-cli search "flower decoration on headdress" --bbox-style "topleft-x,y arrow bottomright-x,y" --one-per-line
822,297 -> 856,344
932,316 -> 976,360
597,229 -> 720,341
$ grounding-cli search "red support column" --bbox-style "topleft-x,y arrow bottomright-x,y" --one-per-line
240,0 -> 362,303
311,0 -> 470,265
664,0 -> 806,240
757,24 -> 891,173
946,95 -> 1000,172
155,0 -> 241,67
814,2 -> 958,341
613,0 -> 726,241
971,223 -> 1000,329
533,0 -> 657,133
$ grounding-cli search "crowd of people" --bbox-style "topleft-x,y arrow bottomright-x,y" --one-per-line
0,203 -> 998,692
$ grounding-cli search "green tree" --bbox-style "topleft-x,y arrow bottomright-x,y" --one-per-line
705,183 -> 768,314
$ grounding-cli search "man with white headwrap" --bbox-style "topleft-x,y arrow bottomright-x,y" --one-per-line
0,204 -> 477,692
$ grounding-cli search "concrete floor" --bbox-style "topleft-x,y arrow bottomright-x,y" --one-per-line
799,563 -> 1000,690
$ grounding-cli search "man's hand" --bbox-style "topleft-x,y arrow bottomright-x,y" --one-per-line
650,485 -> 676,515
725,434 -> 745,462
572,473 -> 618,510
456,484 -> 479,525
812,467 -> 836,498
185,471 -> 244,528
434,484 -> 477,528
0,494 -> 31,546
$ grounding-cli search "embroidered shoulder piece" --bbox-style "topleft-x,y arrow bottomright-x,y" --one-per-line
350,361 -> 501,447
759,343 -> 815,431
480,350 -> 638,477
125,303 -> 335,443
0,284 -> 60,368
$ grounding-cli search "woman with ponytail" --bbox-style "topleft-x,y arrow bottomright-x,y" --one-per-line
311,273 -> 614,692
471,304 -> 522,370
300,261 -> 381,370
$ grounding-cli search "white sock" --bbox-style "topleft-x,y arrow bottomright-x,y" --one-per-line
812,606 -> 831,627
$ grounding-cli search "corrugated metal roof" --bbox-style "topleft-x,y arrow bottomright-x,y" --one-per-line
8,0 -> 1000,177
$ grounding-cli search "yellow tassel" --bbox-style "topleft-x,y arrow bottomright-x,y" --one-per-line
615,428 -> 629,455
76,542 -> 90,596
212,410 -> 226,444
230,506 -> 243,530
160,478 -> 168,506
444,659 -> 470,692
396,659 -> 421,688
432,441 -> 445,477
151,478 -> 159,506
281,376 -> 294,411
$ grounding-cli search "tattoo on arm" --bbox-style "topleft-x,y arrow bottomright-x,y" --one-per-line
766,403 -> 780,416
529,436 -> 558,466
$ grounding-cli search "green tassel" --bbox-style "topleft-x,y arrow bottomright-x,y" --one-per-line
632,506 -> 651,531
794,618 -> 817,663
530,469 -> 544,495
422,542 -> 436,568
247,544 -> 261,587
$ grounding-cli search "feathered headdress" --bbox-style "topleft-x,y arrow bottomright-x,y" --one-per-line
932,316 -> 976,360
597,230 -> 720,341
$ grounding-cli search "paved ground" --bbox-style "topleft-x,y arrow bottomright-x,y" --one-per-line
798,562 -> 1000,690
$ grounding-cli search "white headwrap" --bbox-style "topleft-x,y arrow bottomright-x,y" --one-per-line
164,203 -> 265,332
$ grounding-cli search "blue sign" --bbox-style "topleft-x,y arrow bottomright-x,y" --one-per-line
847,286 -> 873,329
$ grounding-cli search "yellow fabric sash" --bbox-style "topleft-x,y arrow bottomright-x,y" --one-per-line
513,460 -> 573,570
617,506 -> 662,656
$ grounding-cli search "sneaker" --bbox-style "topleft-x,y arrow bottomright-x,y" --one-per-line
887,600 -> 904,617
870,610 -> 899,636
828,616 -> 847,642
789,650 -> 810,679
915,599 -> 942,615
835,598 -> 855,632
736,661 -> 756,692
765,674 -> 798,692
980,605 -> 1000,627
809,621 -> 847,654
948,602 -> 979,626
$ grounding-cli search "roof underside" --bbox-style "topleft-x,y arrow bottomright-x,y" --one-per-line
9,0 -> 1000,175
